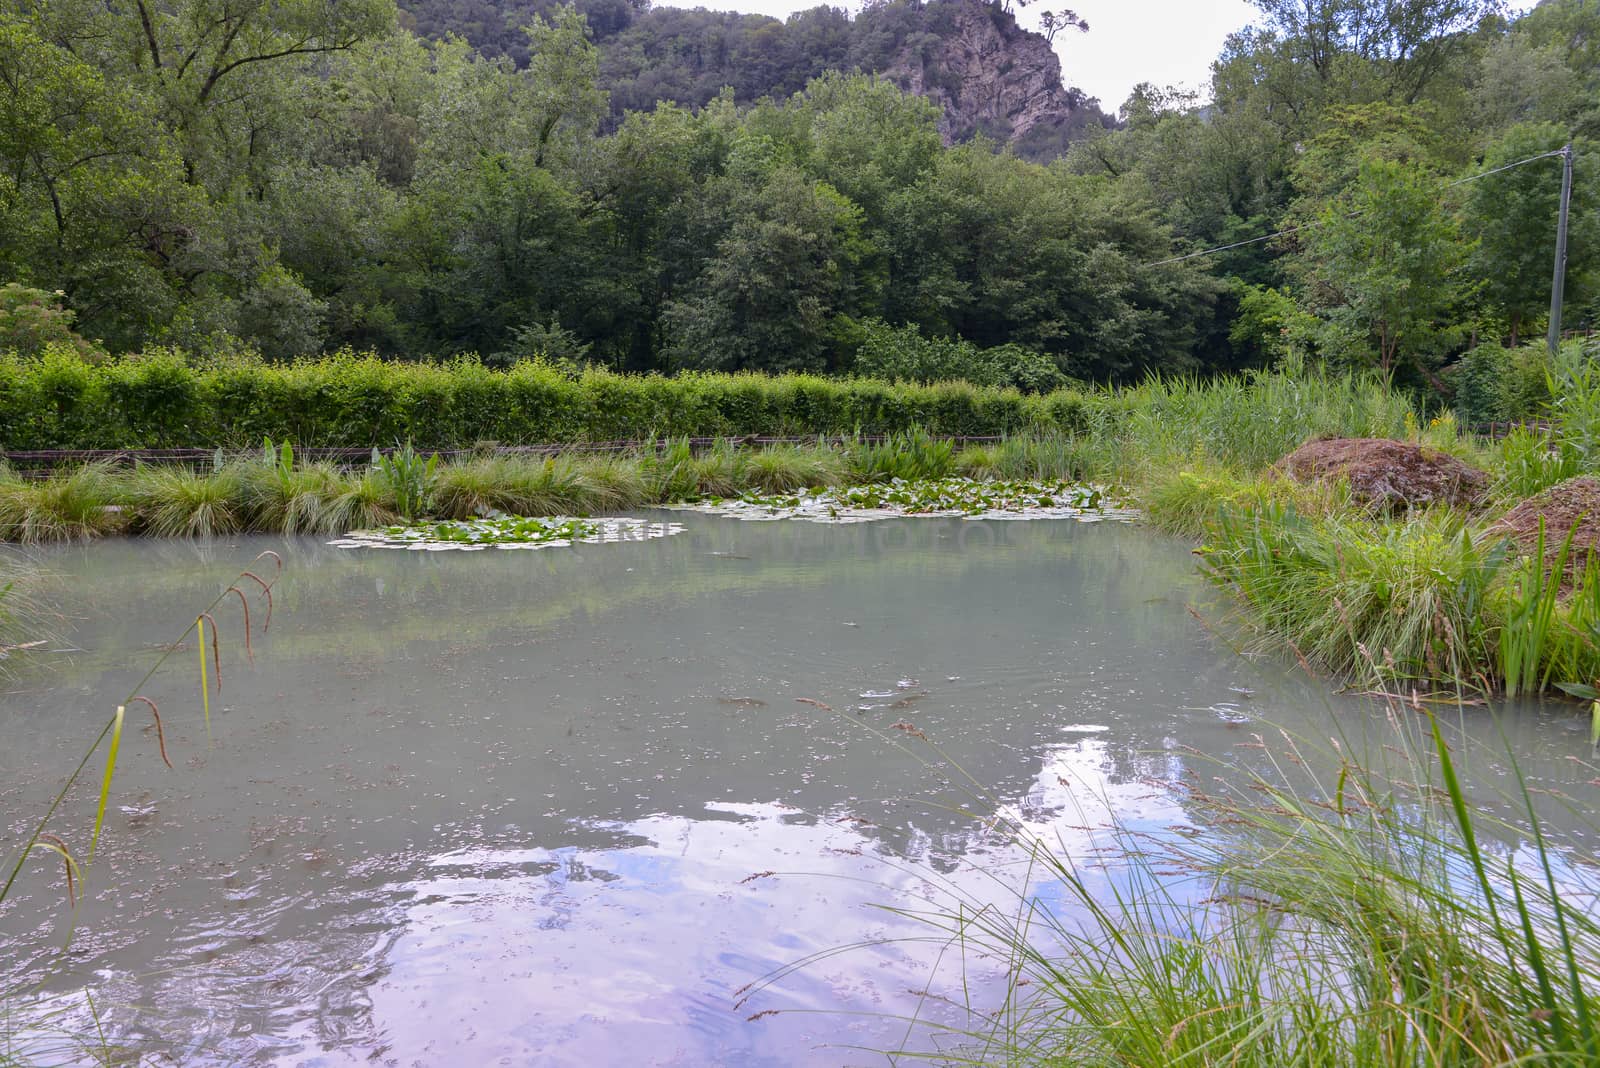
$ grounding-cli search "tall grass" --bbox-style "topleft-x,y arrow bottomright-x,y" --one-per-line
1142,464 -> 1358,539
2,557 -> 282,1061
1199,503 -> 1507,690
745,443 -> 847,493
1489,426 -> 1584,504
126,464 -> 247,538
804,707 -> 1600,1066
0,464 -> 122,543
1100,366 -> 1414,482
1499,519 -> 1574,698
238,460 -> 354,534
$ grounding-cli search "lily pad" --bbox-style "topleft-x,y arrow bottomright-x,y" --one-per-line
331,515 -> 686,550
666,478 -> 1135,525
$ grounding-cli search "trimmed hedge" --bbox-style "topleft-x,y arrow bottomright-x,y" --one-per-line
0,349 -> 1093,449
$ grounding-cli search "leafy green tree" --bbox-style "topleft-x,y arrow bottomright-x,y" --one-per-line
1245,0 -> 1498,104
664,167 -> 871,373
233,263 -> 328,359
0,282 -> 105,359
1228,282 -> 1319,365
1507,0 -> 1600,137
1296,155 -> 1474,377
1463,125 -> 1599,346
0,16 -> 197,347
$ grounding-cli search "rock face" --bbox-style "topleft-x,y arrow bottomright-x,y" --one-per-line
1276,438 -> 1488,510
882,0 -> 1083,144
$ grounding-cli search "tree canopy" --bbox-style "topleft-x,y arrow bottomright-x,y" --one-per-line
0,0 -> 1595,386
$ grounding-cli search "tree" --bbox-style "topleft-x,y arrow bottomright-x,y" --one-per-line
1247,0 -> 1498,103
0,16 -> 197,347
1296,155 -> 1474,377
1463,125 -> 1598,345
664,168 -> 871,373
521,4 -> 608,169
1037,9 -> 1088,45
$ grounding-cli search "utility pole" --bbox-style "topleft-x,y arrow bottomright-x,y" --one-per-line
1549,142 -> 1574,357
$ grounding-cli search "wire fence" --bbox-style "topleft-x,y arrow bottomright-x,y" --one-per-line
0,435 -> 1014,477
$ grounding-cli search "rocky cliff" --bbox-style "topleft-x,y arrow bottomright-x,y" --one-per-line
882,0 -> 1087,146
400,0 -> 1110,158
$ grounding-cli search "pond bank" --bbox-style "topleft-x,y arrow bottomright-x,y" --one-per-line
4,365 -> 1598,696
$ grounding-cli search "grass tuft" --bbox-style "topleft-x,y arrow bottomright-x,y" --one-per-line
126,464 -> 246,538
1200,504 -> 1507,690
0,464 -> 122,543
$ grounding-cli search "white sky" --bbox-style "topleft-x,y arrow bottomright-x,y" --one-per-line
650,0 -> 1262,112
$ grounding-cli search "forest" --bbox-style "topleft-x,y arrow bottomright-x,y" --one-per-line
0,0 -> 1596,395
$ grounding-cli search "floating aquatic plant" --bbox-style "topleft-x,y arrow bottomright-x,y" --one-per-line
330,514 -> 686,550
672,477 -> 1133,524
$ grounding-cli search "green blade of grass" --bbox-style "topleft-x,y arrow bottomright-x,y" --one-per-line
87,705 -> 123,863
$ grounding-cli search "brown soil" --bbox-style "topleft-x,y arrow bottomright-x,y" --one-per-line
1276,437 -> 1488,510
1492,476 -> 1600,578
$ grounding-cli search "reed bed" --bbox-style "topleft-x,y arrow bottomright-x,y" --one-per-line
0,432 -> 1092,543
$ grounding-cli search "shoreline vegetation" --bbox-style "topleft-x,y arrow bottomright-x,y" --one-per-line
864,699 -> 1600,1067
3,356 -> 1600,698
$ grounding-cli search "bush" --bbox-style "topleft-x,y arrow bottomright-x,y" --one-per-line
0,284 -> 104,362
1452,341 -> 1554,426
851,319 -> 1067,393
0,350 -> 1093,449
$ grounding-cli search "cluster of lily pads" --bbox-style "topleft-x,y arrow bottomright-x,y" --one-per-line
330,515 -> 685,550
672,478 -> 1135,524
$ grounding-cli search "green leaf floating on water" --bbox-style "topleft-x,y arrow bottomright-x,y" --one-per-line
671,477 -> 1133,525
330,515 -> 686,550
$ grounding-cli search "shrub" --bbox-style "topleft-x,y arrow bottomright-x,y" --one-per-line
851,319 -> 1066,393
0,352 -> 1101,449
1454,341 -> 1555,426
0,284 -> 103,362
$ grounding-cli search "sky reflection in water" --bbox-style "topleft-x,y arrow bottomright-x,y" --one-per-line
1,514 -> 1593,1065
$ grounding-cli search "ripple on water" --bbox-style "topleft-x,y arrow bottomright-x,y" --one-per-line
0,514 -> 1592,1065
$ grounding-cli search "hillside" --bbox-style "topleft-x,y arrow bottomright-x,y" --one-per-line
395,0 -> 1112,158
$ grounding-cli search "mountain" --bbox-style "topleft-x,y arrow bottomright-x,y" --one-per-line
395,0 -> 1113,158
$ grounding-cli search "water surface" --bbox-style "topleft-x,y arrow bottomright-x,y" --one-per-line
1,514 -> 1593,1065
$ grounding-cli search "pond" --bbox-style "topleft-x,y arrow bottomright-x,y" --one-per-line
1,513 -> 1595,1065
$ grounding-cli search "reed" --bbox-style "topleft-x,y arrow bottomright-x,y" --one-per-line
0,464 -> 122,543
126,464 -> 247,538
789,703 -> 1600,1066
2,556 -> 283,1062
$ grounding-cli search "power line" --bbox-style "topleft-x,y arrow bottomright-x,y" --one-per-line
1146,149 -> 1569,268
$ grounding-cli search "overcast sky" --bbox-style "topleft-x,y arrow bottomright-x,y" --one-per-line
650,0 -> 1262,111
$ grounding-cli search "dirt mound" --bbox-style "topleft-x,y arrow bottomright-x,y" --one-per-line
1276,437 -> 1487,509
1493,476 -> 1600,577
